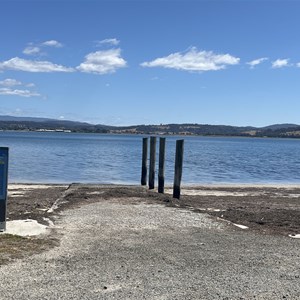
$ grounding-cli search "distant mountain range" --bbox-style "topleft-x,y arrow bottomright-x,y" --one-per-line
0,115 -> 299,138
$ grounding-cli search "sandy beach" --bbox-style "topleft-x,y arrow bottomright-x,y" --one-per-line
5,183 -> 300,236
0,184 -> 299,299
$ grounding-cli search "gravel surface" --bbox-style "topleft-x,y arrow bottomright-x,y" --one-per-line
0,195 -> 300,300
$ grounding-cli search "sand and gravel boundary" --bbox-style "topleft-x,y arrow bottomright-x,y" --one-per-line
0,184 -> 299,299
3,183 -> 300,237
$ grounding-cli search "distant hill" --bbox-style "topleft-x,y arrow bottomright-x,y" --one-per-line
0,115 -> 299,138
0,116 -> 54,122
0,115 -> 112,133
0,115 -> 97,128
262,124 -> 299,130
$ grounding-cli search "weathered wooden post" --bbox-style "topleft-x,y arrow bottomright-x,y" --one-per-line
158,137 -> 166,193
173,140 -> 184,199
141,137 -> 148,186
148,136 -> 156,189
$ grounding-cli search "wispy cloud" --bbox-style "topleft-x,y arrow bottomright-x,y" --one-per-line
23,46 -> 41,55
0,78 -> 41,98
0,88 -> 41,97
272,58 -> 290,69
141,47 -> 240,72
97,38 -> 120,46
0,78 -> 36,88
0,78 -> 22,87
0,57 -> 75,73
23,40 -> 63,56
246,57 -> 268,69
296,62 -> 300,68
42,40 -> 63,48
77,49 -> 127,74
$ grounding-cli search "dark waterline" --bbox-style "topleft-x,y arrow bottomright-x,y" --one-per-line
1,131 -> 300,185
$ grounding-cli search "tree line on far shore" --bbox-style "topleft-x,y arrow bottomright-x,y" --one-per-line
0,117 -> 299,138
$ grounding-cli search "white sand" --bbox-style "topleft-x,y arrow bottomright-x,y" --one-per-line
233,223 -> 249,229
8,184 -> 68,190
289,234 -> 300,239
165,188 -> 300,198
7,191 -> 25,197
0,219 -> 49,236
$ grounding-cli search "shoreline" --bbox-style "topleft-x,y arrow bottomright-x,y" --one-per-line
7,182 -> 300,200
5,183 -> 300,235
2,129 -> 300,139
7,182 -> 300,189
3,183 -> 300,240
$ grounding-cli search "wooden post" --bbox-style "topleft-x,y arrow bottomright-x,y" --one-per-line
173,139 -> 184,199
141,137 -> 148,186
148,136 -> 156,189
158,137 -> 166,193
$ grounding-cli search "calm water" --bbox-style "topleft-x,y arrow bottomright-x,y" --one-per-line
1,131 -> 300,185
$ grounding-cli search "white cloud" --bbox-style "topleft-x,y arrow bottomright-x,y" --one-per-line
0,78 -> 36,89
23,40 -> 63,56
97,38 -> 120,46
0,88 -> 40,97
0,78 -> 41,98
42,40 -> 63,47
77,49 -> 127,74
296,62 -> 300,68
141,47 -> 240,72
0,78 -> 22,86
23,46 -> 41,55
246,57 -> 268,68
0,57 -> 75,73
272,58 -> 290,69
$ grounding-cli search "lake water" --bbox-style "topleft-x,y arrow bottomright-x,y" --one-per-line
1,131 -> 300,185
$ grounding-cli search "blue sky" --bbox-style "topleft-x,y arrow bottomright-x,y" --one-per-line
0,0 -> 300,126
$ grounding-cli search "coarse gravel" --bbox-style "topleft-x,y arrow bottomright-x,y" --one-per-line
0,197 -> 299,300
